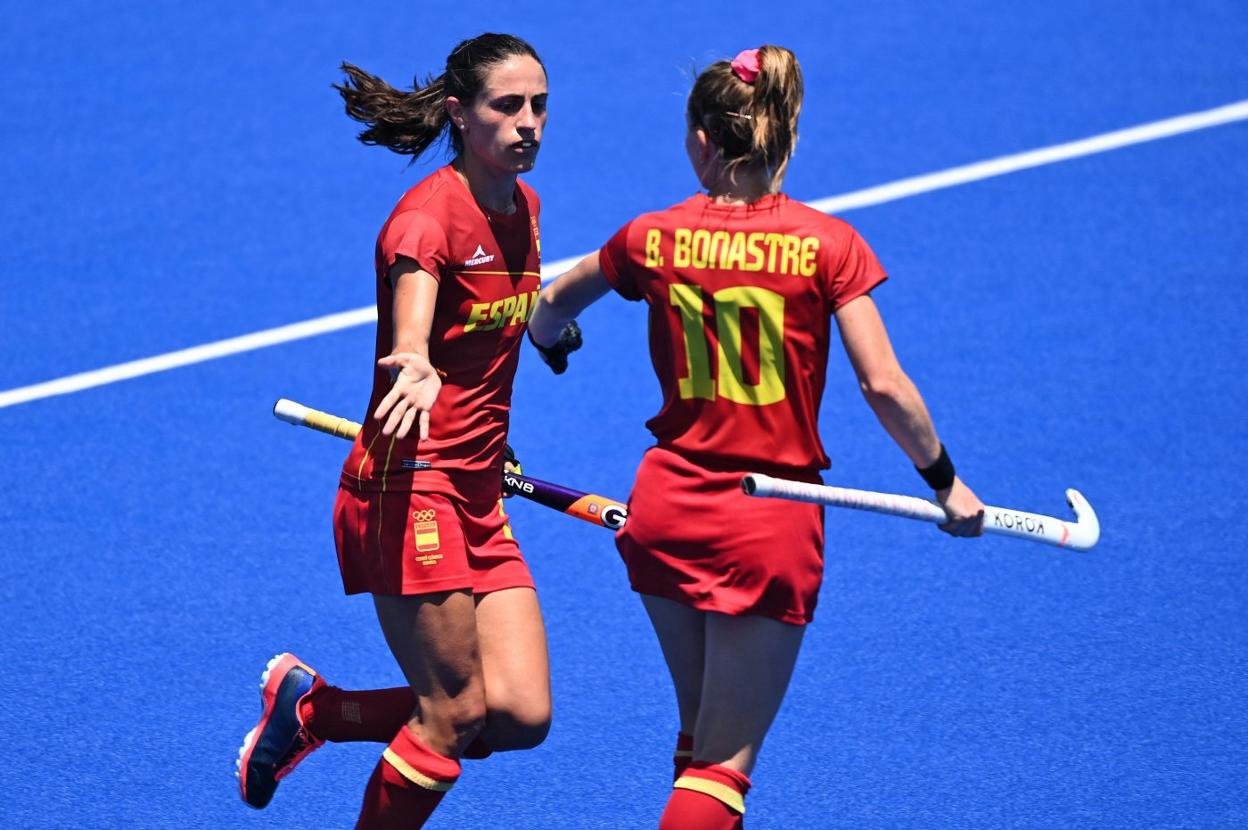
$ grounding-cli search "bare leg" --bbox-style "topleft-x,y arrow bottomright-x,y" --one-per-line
473,586 -> 552,750
641,595 -> 707,734
372,590 -> 486,758
694,612 -> 805,775
642,595 -> 804,774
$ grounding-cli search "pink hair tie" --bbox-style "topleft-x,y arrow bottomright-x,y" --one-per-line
730,48 -> 761,84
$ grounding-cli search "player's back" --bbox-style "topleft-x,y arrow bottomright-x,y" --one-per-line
599,192 -> 887,472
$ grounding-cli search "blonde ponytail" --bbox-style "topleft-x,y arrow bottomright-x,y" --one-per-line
686,44 -> 804,187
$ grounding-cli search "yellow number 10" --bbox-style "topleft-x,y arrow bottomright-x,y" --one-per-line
669,284 -> 787,406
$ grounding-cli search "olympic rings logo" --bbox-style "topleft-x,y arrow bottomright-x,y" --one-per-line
412,509 -> 437,521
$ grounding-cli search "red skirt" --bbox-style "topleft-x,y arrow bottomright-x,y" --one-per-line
333,486 -> 534,596
615,446 -> 825,624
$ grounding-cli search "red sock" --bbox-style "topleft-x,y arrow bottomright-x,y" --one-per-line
660,761 -> 752,830
301,685 -> 495,759
301,686 -> 413,743
355,725 -> 460,829
673,732 -> 694,781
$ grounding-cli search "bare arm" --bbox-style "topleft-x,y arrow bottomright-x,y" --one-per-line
373,256 -> 442,440
528,252 -> 612,347
834,295 -> 984,535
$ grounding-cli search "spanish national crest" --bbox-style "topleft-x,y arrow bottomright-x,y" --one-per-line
412,509 -> 442,564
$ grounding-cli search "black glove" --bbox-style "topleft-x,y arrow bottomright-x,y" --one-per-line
503,443 -> 522,475
501,443 -> 522,497
528,320 -> 582,375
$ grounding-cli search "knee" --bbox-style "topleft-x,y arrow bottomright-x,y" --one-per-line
447,696 -> 489,744
420,692 -> 488,753
497,718 -> 551,751
488,699 -> 552,750
507,706 -> 552,750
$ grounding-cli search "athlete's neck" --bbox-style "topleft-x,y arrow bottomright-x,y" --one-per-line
453,156 -> 518,215
704,167 -> 775,205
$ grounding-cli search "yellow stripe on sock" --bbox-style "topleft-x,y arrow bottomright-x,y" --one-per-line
382,748 -> 456,792
673,750 -> 694,758
674,775 -> 746,814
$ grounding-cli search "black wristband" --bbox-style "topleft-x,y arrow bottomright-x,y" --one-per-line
917,444 -> 956,491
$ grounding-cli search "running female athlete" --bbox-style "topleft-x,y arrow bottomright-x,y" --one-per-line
235,33 -> 576,828
529,45 -> 984,829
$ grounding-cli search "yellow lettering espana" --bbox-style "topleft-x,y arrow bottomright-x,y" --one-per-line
463,302 -> 490,333
500,295 -> 517,322
463,290 -> 544,333
508,291 -> 529,326
486,299 -> 505,331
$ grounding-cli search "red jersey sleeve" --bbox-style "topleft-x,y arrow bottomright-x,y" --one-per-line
598,221 -> 644,302
825,226 -> 888,310
380,209 -> 451,283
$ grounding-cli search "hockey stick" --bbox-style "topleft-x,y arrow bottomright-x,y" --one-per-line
742,474 -> 1099,551
272,398 -> 628,530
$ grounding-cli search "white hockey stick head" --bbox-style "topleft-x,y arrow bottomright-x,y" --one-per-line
1062,488 -> 1100,551
742,473 -> 1101,552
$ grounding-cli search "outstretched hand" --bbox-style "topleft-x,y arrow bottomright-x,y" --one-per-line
374,352 -> 442,440
529,320 -> 583,374
936,478 -> 985,537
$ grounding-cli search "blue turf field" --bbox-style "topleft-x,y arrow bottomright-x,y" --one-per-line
2,3 -> 1247,827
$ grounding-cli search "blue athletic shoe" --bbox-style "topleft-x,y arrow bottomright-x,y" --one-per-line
235,653 -> 326,809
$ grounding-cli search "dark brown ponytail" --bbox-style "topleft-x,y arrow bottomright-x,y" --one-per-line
336,33 -> 545,159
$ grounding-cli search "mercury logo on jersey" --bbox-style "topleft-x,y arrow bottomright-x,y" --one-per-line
644,227 -> 820,277
463,289 -> 540,333
465,244 -> 495,267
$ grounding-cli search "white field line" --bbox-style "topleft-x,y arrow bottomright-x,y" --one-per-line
0,308 -> 377,409
805,99 -> 1248,214
2,98 -> 1246,411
